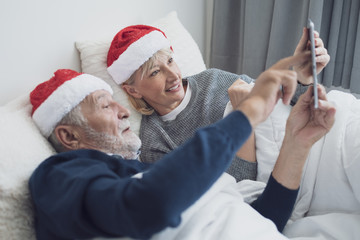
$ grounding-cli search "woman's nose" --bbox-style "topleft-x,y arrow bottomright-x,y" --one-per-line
165,66 -> 179,81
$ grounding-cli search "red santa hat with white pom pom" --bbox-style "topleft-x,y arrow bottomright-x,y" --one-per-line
107,25 -> 172,85
30,69 -> 113,137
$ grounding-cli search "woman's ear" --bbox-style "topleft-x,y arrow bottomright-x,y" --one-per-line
54,125 -> 81,150
122,84 -> 143,99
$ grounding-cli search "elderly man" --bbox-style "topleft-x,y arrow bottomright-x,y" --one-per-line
29,55 -> 335,240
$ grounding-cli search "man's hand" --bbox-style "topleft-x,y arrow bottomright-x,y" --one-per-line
272,84 -> 336,189
293,27 -> 330,85
284,84 -> 336,149
236,54 -> 308,128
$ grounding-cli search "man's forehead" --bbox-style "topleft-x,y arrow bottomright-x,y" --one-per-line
94,90 -> 111,100
95,89 -> 114,99
82,90 -> 112,106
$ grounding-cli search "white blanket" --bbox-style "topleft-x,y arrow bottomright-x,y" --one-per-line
3,91 -> 359,240
151,174 -> 287,240
95,174 -> 285,240
254,90 -> 360,239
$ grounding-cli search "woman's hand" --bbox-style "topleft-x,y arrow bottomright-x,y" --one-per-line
293,27 -> 330,85
228,79 -> 253,109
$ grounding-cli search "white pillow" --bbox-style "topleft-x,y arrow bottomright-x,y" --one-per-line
75,11 -> 206,136
254,100 -> 291,183
0,95 -> 55,239
224,99 -> 291,183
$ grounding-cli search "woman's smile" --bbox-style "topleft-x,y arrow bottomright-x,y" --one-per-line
166,83 -> 181,92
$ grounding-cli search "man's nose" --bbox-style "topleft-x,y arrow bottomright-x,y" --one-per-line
116,103 -> 130,119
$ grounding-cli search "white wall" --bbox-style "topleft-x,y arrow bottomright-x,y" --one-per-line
0,0 -> 206,106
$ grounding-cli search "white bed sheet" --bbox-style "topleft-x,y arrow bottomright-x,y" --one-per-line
253,90 -> 360,239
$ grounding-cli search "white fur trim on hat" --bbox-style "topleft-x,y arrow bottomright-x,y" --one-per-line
32,74 -> 113,138
107,30 -> 171,84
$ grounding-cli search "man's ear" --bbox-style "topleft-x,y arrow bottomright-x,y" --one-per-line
122,84 -> 143,99
54,125 -> 81,150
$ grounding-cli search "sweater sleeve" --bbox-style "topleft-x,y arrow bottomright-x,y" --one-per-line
97,111 -> 252,238
250,173 -> 299,232
226,156 -> 257,181
291,83 -> 309,106
29,111 -> 252,240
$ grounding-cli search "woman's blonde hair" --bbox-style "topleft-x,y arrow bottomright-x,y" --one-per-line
123,48 -> 173,115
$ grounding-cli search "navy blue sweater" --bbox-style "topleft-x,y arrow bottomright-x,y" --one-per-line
29,111 -> 297,239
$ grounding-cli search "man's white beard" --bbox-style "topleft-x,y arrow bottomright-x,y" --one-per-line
83,124 -> 141,160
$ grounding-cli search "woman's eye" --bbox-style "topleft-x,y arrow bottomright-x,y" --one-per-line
103,105 -> 109,109
150,70 -> 159,77
168,57 -> 173,64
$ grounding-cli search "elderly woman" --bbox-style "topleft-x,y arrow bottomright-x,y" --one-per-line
106,25 -> 329,181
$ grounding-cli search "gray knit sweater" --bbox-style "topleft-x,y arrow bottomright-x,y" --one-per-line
139,68 -> 256,181
139,68 -> 308,182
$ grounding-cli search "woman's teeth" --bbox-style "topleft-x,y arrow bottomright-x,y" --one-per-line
167,84 -> 178,91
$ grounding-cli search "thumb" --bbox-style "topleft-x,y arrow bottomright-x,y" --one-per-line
271,53 -> 308,71
294,27 -> 309,53
279,70 -> 298,105
296,85 -> 314,107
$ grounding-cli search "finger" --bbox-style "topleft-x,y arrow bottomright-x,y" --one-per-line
296,85 -> 313,107
295,27 -> 309,52
316,53 -> 330,64
234,79 -> 247,85
317,84 -> 327,101
313,97 -> 336,125
317,100 -> 336,126
280,70 -> 298,105
313,30 -> 320,38
315,56 -> 330,73
271,53 -> 308,70
308,85 -> 327,108
230,79 -> 249,89
315,47 -> 328,57
314,37 -> 324,48
317,99 -> 333,111
229,82 -> 253,92
324,105 -> 336,127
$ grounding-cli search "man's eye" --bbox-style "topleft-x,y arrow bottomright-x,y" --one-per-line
168,57 -> 173,64
103,105 -> 109,109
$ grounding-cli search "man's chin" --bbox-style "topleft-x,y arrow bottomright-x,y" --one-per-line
84,124 -> 141,159
119,150 -> 140,160
124,129 -> 140,141
117,133 -> 141,159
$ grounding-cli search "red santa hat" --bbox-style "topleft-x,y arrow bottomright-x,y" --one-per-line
107,25 -> 172,85
30,69 -> 113,138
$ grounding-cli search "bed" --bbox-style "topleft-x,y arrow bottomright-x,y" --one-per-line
1,10 -> 359,240
0,11 -> 206,240
253,91 -> 360,239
